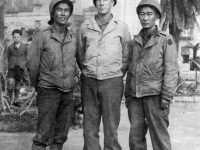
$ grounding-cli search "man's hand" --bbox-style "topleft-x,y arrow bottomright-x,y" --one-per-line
161,99 -> 170,110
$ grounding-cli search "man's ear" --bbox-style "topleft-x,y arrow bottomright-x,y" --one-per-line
156,14 -> 159,21
111,0 -> 114,6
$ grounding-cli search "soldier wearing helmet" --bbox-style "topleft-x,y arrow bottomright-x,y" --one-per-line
78,0 -> 131,150
27,0 -> 79,150
136,0 -> 162,19
93,0 -> 117,6
125,0 -> 178,150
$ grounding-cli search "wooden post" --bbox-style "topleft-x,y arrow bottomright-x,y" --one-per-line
195,68 -> 198,89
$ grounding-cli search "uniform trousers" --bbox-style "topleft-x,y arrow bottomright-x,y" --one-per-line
81,75 -> 124,150
127,95 -> 171,150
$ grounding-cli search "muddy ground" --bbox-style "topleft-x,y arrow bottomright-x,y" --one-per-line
0,102 -> 200,150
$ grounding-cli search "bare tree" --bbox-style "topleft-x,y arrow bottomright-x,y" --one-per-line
0,0 -> 8,41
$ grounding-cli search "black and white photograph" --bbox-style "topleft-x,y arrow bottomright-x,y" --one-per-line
0,0 -> 199,150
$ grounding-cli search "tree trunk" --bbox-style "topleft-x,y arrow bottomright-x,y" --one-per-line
160,0 -> 180,51
160,0 -> 171,31
169,24 -> 181,52
0,1 -> 5,41
191,48 -> 198,71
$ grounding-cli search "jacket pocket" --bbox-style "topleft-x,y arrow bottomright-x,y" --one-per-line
149,62 -> 157,75
50,58 -> 61,71
41,46 -> 61,71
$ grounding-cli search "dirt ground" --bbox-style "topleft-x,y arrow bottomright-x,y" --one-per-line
0,102 -> 200,150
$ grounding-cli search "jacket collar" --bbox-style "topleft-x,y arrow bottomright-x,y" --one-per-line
134,26 -> 160,49
88,15 -> 118,35
95,14 -> 113,27
10,43 -> 25,55
50,25 -> 72,44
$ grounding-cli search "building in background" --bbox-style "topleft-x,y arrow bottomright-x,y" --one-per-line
4,0 -> 83,44
4,0 -> 159,43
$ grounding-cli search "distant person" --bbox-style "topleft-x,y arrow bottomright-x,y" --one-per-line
26,0 -> 79,149
125,0 -> 179,150
7,29 -> 28,106
78,0 -> 131,149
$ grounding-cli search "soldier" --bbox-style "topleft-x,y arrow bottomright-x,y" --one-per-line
125,0 -> 178,150
78,0 -> 131,150
7,29 -> 28,106
26,0 -> 78,149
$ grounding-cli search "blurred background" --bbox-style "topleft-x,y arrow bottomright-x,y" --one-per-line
0,0 -> 142,44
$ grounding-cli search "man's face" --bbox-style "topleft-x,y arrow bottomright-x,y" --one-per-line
138,6 -> 158,29
96,0 -> 114,15
53,2 -> 71,26
13,33 -> 21,44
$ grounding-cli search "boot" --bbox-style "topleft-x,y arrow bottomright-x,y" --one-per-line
49,143 -> 63,150
13,88 -> 20,107
7,89 -> 14,105
32,143 -> 46,150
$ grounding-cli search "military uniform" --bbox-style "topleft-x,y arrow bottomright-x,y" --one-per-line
26,1 -> 77,149
78,12 -> 131,150
125,0 -> 179,149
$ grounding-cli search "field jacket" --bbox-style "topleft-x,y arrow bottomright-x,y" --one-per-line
78,16 -> 131,80
26,26 -> 78,92
125,29 -> 179,101
7,43 -> 28,70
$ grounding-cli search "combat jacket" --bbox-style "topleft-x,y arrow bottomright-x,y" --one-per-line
7,43 -> 28,70
26,26 -> 78,92
78,16 -> 131,80
125,30 -> 178,101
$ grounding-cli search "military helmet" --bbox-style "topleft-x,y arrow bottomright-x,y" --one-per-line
48,0 -> 73,25
136,0 -> 162,19
93,0 -> 117,6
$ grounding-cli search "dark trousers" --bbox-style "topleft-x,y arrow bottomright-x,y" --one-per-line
32,87 -> 73,147
7,66 -> 24,104
8,65 -> 24,81
7,65 -> 24,91
81,75 -> 124,150
127,95 -> 171,150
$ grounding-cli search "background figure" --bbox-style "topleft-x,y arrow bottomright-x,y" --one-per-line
26,0 -> 78,150
7,29 -> 28,107
125,0 -> 179,150
77,0 -> 131,150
